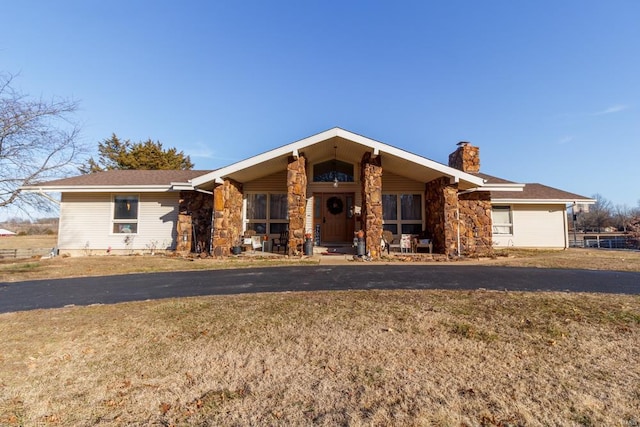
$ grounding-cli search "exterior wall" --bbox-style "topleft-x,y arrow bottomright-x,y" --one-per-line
458,192 -> 493,255
212,179 -> 243,256
287,155 -> 307,255
58,192 -> 179,255
493,204 -> 568,248
243,171 -> 288,193
381,171 -> 425,192
361,152 -> 383,258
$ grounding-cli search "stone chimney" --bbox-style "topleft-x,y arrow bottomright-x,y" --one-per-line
448,141 -> 480,173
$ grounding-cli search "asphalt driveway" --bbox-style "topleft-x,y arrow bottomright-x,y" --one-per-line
1,265 -> 639,313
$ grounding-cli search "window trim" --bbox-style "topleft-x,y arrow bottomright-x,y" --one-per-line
245,192 -> 289,235
382,193 -> 424,237
111,194 -> 139,235
492,205 -> 513,235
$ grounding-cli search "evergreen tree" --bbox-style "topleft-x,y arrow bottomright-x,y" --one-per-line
82,134 -> 194,172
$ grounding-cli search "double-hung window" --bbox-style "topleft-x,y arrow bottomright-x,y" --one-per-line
492,206 -> 513,235
382,194 -> 423,235
113,195 -> 139,234
246,193 -> 288,234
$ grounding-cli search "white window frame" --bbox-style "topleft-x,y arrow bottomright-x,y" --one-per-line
492,205 -> 513,235
245,192 -> 288,235
111,194 -> 139,234
382,193 -> 423,236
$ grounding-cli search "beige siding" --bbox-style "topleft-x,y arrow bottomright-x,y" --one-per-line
493,204 -> 567,248
58,192 -> 179,253
243,171 -> 287,192
382,172 -> 424,193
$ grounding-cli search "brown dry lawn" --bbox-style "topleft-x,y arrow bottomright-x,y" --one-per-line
1,236 -> 639,425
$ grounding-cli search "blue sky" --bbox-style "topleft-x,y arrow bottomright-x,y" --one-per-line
2,0 -> 639,217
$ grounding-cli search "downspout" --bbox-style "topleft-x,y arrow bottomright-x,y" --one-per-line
456,195 -> 461,257
563,203 -> 570,249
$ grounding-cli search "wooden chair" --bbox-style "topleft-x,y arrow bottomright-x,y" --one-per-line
382,230 -> 400,254
272,230 -> 289,254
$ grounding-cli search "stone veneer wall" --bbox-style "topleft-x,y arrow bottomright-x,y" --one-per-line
448,142 -> 480,173
287,155 -> 307,255
425,177 -> 459,257
458,192 -> 493,255
212,179 -> 243,256
176,213 -> 192,254
361,152 -> 383,258
178,191 -> 213,253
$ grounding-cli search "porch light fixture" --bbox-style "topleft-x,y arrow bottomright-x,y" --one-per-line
333,144 -> 339,188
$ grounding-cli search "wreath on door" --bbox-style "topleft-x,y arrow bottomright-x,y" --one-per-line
326,197 -> 343,215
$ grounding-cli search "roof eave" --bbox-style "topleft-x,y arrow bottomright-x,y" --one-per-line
491,198 -> 597,204
191,127 -> 485,188
19,185 -> 177,193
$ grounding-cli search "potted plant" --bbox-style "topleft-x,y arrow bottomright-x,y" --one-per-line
231,238 -> 242,255
303,232 -> 313,255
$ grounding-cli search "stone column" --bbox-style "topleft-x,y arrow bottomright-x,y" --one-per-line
178,191 -> 213,254
425,177 -> 459,257
361,152 -> 383,258
176,213 -> 192,254
287,154 -> 307,256
212,179 -> 243,256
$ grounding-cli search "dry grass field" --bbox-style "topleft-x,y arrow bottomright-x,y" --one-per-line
0,290 -> 638,426
1,236 -> 639,425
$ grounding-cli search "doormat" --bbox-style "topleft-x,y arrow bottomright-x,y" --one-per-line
322,248 -> 347,255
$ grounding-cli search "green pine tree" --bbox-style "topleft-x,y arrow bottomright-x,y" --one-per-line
81,134 -> 194,173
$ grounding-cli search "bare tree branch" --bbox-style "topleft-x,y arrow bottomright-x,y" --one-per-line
0,73 -> 87,215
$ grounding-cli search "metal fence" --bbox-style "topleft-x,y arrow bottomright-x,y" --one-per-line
569,236 -> 639,250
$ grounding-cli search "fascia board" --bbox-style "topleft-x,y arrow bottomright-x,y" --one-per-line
20,185 -> 174,193
190,128 -> 341,187
191,127 -> 485,187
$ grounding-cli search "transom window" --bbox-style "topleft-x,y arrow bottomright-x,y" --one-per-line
313,160 -> 354,183
112,195 -> 138,233
382,194 -> 423,235
246,193 -> 288,235
492,206 -> 513,235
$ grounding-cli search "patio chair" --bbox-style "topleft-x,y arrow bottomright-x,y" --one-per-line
250,235 -> 263,252
272,230 -> 289,254
382,230 -> 400,254
400,234 -> 414,253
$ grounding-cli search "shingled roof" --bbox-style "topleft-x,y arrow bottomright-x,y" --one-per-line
28,170 -> 212,187
491,183 -> 593,202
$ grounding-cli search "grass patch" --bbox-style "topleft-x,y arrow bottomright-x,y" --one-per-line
1,289 -> 638,425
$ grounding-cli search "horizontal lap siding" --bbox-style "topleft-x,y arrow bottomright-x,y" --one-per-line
382,172 -> 424,193
58,192 -> 179,252
243,171 -> 287,192
493,204 -> 566,248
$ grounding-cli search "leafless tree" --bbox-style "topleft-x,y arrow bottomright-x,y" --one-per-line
0,73 -> 85,215
578,194 -> 613,232
613,204 -> 632,232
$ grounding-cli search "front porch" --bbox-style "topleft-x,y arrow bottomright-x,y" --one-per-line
182,129 -> 492,259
